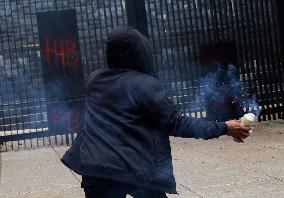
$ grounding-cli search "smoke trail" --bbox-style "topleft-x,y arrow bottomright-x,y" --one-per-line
191,62 -> 261,121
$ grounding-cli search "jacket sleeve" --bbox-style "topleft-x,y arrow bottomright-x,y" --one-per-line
132,77 -> 228,139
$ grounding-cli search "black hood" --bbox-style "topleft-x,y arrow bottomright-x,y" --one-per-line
106,26 -> 156,77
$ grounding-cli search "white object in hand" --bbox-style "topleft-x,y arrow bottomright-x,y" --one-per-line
241,113 -> 256,127
234,113 -> 256,143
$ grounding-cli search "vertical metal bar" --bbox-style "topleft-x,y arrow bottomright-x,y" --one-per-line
275,0 -> 284,60
178,0 -> 195,115
119,0 -> 126,25
186,0 -> 198,61
45,0 -> 58,145
272,0 -> 284,79
67,0 -> 73,9
203,0 -> 213,43
230,0 -> 248,113
215,0 -> 226,41
221,0 -> 230,41
39,0 -> 44,11
196,1 -> 212,121
264,0 -> 277,119
125,0 -> 149,37
258,0 -> 275,120
246,0 -> 261,116
67,0 -> 76,144
270,0 -> 283,119
238,0 -> 255,115
60,0 -> 70,146
155,0 -> 175,102
223,0 -> 233,42
102,0 -> 110,37
45,0 -> 49,11
147,0 -> 169,88
248,0 -> 264,121
158,0 -> 181,108
96,0 -> 106,68
272,0 -> 284,118
0,95 -> 8,151
84,1 -> 96,73
192,0 -> 203,116
24,0 -> 38,148
227,0 -> 245,117
210,0 -> 219,41
95,0 -> 107,68
185,0 -> 201,116
197,0 -> 207,44
192,0 -> 202,52
4,2 -> 23,149
245,0 -> 262,118
54,0 -> 58,10
176,0 -> 194,115
205,0 -> 217,43
68,0 -> 75,144
35,0 -> 50,145
15,0 -> 35,149
145,1 -> 162,82
181,0 -> 198,117
107,0 -> 114,28
168,1 -> 187,113
256,0 -> 272,120
0,14 -> 14,151
90,0 -> 102,68
49,0 -> 64,146
43,0 -> 54,144
58,0 -> 63,10
113,0 -> 120,26
262,0 -> 279,119
78,0 -> 90,73
253,1 -> 270,121
160,0 -> 173,101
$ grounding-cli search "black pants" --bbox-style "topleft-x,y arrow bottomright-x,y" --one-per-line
81,176 -> 168,198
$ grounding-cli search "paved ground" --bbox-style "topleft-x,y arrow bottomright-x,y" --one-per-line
0,120 -> 283,198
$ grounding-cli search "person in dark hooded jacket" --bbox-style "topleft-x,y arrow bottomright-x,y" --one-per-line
61,26 -> 251,198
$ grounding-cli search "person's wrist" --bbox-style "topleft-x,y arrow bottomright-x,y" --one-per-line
218,122 -> 229,136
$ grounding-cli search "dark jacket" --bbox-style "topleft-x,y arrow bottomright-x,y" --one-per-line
61,27 -> 228,194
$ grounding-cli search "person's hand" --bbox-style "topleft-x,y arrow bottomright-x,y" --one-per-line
225,120 -> 251,141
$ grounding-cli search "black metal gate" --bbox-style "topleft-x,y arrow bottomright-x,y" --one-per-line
143,0 -> 284,120
0,0 -> 283,151
0,0 -> 127,151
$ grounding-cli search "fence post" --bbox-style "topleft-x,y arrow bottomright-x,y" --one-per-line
278,0 -> 284,61
125,0 -> 149,37
277,0 -> 284,119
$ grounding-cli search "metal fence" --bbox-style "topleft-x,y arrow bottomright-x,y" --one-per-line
0,0 -> 283,151
0,0 -> 127,151
144,0 -> 284,119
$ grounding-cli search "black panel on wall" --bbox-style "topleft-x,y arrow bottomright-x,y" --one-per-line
37,9 -> 85,135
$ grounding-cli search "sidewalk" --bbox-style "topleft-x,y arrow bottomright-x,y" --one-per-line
1,120 -> 284,198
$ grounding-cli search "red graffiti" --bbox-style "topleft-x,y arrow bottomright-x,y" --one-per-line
49,111 -> 80,131
41,37 -> 80,78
